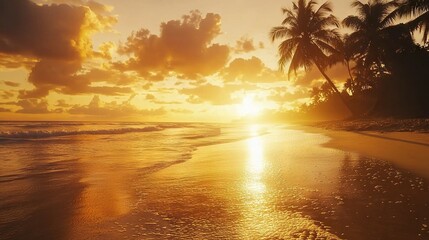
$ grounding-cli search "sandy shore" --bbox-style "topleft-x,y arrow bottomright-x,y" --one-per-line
303,126 -> 429,180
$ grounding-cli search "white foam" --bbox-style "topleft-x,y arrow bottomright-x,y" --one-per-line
0,126 -> 163,139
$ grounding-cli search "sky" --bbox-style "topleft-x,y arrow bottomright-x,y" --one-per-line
0,0 -> 357,122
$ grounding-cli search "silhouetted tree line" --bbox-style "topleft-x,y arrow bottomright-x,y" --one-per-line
272,0 -> 429,119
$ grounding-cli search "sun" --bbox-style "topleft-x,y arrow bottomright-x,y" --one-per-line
238,95 -> 261,117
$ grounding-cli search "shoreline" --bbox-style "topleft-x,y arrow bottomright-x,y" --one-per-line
300,125 -> 429,180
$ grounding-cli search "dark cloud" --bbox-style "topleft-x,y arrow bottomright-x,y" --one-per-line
19,59 -> 133,98
42,0 -> 117,27
55,99 -> 72,108
0,0 -> 122,99
15,98 -> 51,114
3,81 -> 20,87
0,107 -> 11,112
68,95 -> 166,117
0,0 -> 98,60
117,10 -> 230,80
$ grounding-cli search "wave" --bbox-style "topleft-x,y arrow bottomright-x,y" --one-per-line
0,126 -> 163,139
182,128 -> 221,139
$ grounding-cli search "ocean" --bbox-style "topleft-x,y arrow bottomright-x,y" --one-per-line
0,121 -> 261,179
0,121 -> 267,239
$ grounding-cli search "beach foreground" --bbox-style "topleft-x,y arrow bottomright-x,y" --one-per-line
1,123 -> 429,239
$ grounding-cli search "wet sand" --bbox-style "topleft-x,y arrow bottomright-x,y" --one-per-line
306,126 -> 429,179
1,125 -> 429,239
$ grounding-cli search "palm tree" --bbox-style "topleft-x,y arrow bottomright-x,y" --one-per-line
387,0 -> 429,43
342,0 -> 396,73
270,0 -> 354,115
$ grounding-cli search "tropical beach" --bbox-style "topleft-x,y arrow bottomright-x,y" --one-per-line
1,0 -> 429,239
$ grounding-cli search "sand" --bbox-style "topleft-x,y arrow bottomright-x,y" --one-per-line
304,126 -> 429,179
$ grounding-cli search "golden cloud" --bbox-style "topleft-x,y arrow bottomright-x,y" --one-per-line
68,95 -> 166,117
19,59 -> 133,99
1,90 -> 15,99
180,83 -> 251,105
1,0 -> 121,98
222,56 -> 286,83
117,10 -> 230,80
145,94 -> 182,105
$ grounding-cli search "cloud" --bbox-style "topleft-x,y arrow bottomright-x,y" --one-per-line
18,59 -> 133,98
93,41 -> 116,60
38,0 -> 117,29
1,90 -> 15,99
0,107 -> 11,112
0,53 -> 37,69
180,83 -> 244,105
68,95 -> 166,117
3,81 -> 20,87
234,37 -> 264,53
55,99 -> 72,108
0,0 -> 111,60
235,38 -> 256,53
170,108 -> 193,114
83,67 -> 138,85
145,94 -> 181,104
222,56 -> 286,83
0,0 -> 122,98
117,10 -> 230,80
15,98 -> 51,114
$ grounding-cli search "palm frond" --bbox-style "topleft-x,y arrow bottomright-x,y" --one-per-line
278,38 -> 300,64
314,1 -> 333,17
407,10 -> 429,42
342,16 -> 364,30
270,26 -> 292,42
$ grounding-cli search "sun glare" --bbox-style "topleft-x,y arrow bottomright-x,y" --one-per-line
238,95 -> 261,117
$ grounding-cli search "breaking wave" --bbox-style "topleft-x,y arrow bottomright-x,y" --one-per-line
0,126 -> 163,139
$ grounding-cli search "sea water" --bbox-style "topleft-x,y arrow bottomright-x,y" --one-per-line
0,121 -> 263,239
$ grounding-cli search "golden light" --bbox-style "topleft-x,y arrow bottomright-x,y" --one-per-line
237,94 -> 261,117
245,128 -> 266,194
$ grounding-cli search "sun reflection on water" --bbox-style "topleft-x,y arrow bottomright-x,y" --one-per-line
240,126 -> 272,236
247,137 -> 265,177
239,126 -> 341,239
245,124 -> 266,194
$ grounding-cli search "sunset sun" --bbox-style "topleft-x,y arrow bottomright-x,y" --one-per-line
238,95 -> 261,117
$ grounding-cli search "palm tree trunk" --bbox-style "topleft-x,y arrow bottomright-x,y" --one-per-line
314,62 -> 355,117
346,60 -> 354,82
